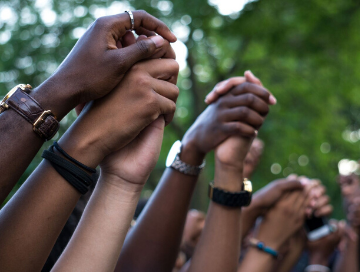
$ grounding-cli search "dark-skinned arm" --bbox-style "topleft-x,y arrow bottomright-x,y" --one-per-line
116,75 -> 274,272
0,58 -> 179,272
0,10 -> 176,205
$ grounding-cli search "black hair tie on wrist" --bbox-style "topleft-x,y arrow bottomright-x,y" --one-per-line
53,141 -> 96,173
42,144 -> 96,194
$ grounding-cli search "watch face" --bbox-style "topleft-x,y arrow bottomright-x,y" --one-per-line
166,140 -> 182,167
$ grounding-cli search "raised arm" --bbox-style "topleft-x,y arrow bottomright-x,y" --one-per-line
52,114 -> 167,272
0,11 -> 175,204
116,77 -> 273,272
0,58 -> 179,272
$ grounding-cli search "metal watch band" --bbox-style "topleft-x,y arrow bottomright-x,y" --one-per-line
5,88 -> 59,141
170,154 -> 205,176
208,183 -> 252,207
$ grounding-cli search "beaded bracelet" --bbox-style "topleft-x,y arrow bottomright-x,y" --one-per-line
249,238 -> 279,259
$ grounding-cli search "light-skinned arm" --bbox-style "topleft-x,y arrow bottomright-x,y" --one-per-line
52,115 -> 166,272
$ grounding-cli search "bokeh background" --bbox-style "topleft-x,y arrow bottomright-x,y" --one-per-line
2,0 -> 360,218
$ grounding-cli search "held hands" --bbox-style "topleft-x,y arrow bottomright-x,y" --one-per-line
49,11 -> 176,107
256,189 -> 307,250
61,58 -> 179,167
182,72 -> 274,168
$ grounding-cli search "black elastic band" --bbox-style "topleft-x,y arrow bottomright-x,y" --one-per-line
42,146 -> 95,194
53,141 -> 96,174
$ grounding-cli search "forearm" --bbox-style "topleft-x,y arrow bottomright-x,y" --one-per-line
187,165 -> 243,272
0,79 -> 76,204
116,145 -> 203,272
0,131 -> 101,271
241,199 -> 262,238
238,248 -> 276,272
334,228 -> 359,272
52,174 -> 142,272
0,160 -> 81,271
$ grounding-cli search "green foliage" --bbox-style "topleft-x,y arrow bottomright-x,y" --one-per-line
2,0 -> 360,218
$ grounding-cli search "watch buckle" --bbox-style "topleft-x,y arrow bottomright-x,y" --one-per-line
33,110 -> 54,132
209,182 -> 214,199
243,178 -> 253,193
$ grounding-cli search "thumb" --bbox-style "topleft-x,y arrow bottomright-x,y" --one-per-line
113,35 -> 166,73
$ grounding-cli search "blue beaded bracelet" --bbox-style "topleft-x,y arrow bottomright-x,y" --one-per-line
249,238 -> 279,259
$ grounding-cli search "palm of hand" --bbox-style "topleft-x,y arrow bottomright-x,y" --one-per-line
100,117 -> 165,185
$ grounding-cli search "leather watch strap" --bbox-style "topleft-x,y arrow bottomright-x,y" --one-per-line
209,183 -> 252,207
6,88 -> 59,140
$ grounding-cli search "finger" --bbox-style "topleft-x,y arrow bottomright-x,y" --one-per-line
278,179 -> 304,192
136,34 -> 176,60
314,195 -> 330,210
109,11 -> 176,42
231,82 -> 271,104
135,26 -> 156,37
151,78 -> 180,103
122,30 -> 137,47
156,94 -> 177,125
110,35 -> 171,73
223,122 -> 257,138
136,59 -> 179,84
244,70 -> 277,105
223,107 -> 264,129
205,77 -> 247,104
222,93 -> 270,116
315,205 -> 333,217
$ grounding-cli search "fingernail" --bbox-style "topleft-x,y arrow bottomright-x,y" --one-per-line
150,35 -> 164,48
269,95 -> 277,105
254,130 -> 258,136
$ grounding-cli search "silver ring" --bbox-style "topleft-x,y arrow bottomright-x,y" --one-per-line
125,10 -> 135,31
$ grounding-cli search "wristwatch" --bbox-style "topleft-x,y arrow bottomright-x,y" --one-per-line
166,140 -> 205,176
208,178 -> 253,207
0,84 -> 59,141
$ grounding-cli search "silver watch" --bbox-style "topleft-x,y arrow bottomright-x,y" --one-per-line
166,140 -> 205,176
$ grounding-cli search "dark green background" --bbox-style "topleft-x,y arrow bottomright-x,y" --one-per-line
2,0 -> 360,219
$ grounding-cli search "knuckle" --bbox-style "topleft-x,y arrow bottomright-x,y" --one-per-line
238,107 -> 249,118
93,17 -> 108,29
245,93 -> 255,105
137,75 -> 151,88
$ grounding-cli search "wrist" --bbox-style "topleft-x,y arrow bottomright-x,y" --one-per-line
58,127 -> 105,169
214,163 -> 243,192
98,173 -> 144,196
309,252 -> 328,266
31,75 -> 79,120
180,138 -> 206,166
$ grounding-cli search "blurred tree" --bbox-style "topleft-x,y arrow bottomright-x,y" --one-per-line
1,0 -> 360,218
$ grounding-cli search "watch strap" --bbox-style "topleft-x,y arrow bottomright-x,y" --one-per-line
6,88 -> 59,140
170,154 -> 205,176
209,183 -> 252,207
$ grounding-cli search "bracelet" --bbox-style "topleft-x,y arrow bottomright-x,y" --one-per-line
53,141 -> 96,173
249,238 -> 279,259
304,265 -> 330,272
42,144 -> 96,194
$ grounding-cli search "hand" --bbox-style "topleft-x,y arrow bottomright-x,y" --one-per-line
204,71 -> 277,105
182,77 -> 271,165
46,11 -> 176,108
100,116 -> 165,188
59,58 -> 179,167
243,138 -> 264,178
250,176 -> 303,215
307,220 -> 346,266
256,190 -> 307,250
